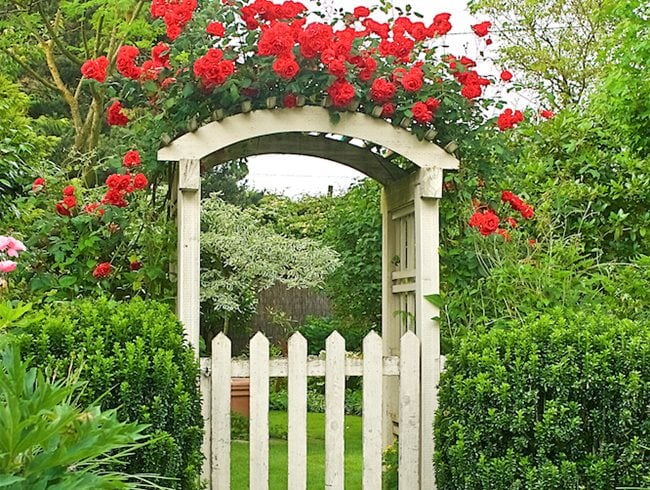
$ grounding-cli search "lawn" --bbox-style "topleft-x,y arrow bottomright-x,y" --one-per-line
231,411 -> 364,489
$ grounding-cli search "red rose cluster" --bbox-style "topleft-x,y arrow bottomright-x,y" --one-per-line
469,209 -> 500,236
412,98 -> 440,124
81,56 -> 109,82
150,0 -> 198,40
497,108 -> 524,131
501,190 -> 534,219
193,48 -> 236,89
116,43 -> 171,81
55,185 -> 77,217
446,55 -> 491,100
92,262 -> 113,279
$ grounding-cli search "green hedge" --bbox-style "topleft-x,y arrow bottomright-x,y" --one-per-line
14,298 -> 203,489
434,310 -> 650,489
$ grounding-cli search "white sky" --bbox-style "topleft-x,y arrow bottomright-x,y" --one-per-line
246,0 -> 496,198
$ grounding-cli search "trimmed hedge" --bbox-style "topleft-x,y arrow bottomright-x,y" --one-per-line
14,298 -> 203,489
434,310 -> 650,489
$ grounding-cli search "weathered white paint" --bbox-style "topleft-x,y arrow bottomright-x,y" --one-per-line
362,331 -> 383,490
288,333 -> 307,490
325,332 -> 346,490
415,184 -> 442,490
158,107 -> 459,172
399,331 -> 421,489
176,159 -> 201,355
201,331 -> 427,490
212,334 -> 231,489
249,332 -> 269,490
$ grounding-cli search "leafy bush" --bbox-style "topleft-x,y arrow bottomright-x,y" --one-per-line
434,310 -> 650,489
298,316 -> 365,354
0,345 -> 155,489
12,298 -> 203,489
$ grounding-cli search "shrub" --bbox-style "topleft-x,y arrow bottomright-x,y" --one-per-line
12,298 -> 203,489
434,309 -> 650,489
0,345 -> 155,489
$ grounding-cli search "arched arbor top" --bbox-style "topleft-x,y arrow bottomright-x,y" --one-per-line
157,106 -> 459,184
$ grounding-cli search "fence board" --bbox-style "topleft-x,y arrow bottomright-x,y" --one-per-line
200,367 -> 212,483
288,333 -> 307,489
231,356 -> 400,377
362,331 -> 383,490
249,332 -> 269,490
399,331 -> 421,489
325,332 -> 346,490
212,334 -> 231,489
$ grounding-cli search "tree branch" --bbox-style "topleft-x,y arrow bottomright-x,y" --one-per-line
39,7 -> 85,66
3,48 -> 58,91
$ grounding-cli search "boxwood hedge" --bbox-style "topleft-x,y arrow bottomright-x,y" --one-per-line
434,309 -> 649,489
14,298 -> 203,489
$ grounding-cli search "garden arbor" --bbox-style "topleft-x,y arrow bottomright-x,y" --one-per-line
158,106 -> 458,488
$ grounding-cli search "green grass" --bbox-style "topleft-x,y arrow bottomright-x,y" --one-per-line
231,411 -> 363,489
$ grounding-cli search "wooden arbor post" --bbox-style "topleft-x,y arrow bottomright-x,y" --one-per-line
157,107 -> 458,488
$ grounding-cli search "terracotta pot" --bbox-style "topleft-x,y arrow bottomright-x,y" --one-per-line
231,378 -> 250,417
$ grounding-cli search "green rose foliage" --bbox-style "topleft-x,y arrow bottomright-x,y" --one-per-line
2,178 -> 176,303
12,298 -> 203,490
434,309 -> 650,489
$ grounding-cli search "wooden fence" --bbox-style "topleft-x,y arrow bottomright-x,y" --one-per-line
199,330 -> 421,490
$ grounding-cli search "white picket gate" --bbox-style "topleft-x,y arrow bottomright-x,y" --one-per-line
199,330 -> 421,489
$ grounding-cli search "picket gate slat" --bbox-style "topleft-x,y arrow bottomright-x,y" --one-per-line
212,333 -> 231,489
288,333 -> 307,490
362,331 -> 383,490
325,331 -> 346,490
201,330 -> 430,490
399,331 -> 421,489
249,332 -> 269,490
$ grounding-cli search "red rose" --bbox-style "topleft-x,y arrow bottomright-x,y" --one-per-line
327,79 -> 355,108
129,260 -> 142,271
106,173 -> 131,191
353,6 -> 370,18
107,101 -> 129,126
55,202 -> 71,216
325,57 -> 347,78
471,21 -> 491,37
93,262 -> 113,279
370,78 -> 396,104
62,195 -> 77,209
500,70 -> 513,81
32,177 -> 45,192
63,185 -> 75,196
460,56 -> 476,68
193,49 -> 235,89
497,108 -> 524,131
519,204 -> 534,219
102,188 -> 128,208
540,109 -> 555,119
479,211 -> 500,236
298,23 -> 333,59
206,21 -> 225,37
258,22 -> 295,56
429,12 -> 452,37
401,72 -> 423,93
123,150 -> 141,168
152,42 -> 171,68
381,103 -> 395,117
283,93 -> 298,108
461,84 -> 482,99
273,56 -> 300,80
425,97 -> 441,112
81,56 -> 109,83
412,101 -> 433,124
84,202 -> 104,216
116,46 -> 142,80
486,38 -> 493,45
132,173 -> 148,190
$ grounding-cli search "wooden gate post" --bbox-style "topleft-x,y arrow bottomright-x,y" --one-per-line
176,158 -> 201,355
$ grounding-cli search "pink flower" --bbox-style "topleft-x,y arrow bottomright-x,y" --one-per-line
0,260 -> 17,273
0,236 -> 26,257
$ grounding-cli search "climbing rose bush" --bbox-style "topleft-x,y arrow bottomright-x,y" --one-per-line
79,0 -> 534,149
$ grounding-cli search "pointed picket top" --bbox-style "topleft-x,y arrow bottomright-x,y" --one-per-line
250,331 -> 269,349
363,330 -> 382,350
288,331 -> 307,351
213,332 -> 231,352
325,330 -> 345,350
